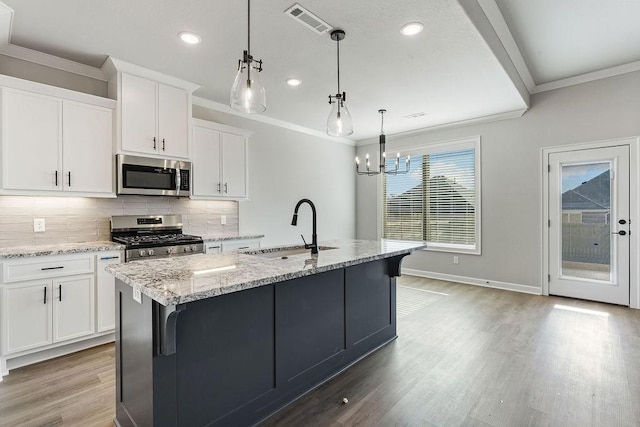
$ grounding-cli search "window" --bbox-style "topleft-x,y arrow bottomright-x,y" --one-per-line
382,137 -> 481,254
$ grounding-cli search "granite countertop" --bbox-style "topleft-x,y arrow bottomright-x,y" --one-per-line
0,241 -> 125,259
106,239 -> 426,306
201,234 -> 264,243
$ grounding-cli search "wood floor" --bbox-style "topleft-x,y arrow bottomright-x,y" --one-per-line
1,276 -> 639,426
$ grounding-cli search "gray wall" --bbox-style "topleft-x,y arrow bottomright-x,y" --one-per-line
193,106 -> 356,247
356,71 -> 640,288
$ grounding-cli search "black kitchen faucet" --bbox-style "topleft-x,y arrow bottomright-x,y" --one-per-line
291,199 -> 318,254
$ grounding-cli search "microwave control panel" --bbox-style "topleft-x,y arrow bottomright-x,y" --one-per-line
180,170 -> 190,190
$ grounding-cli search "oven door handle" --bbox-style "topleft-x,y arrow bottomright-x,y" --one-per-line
175,168 -> 181,196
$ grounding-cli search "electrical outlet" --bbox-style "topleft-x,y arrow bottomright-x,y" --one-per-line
221,215 -> 227,225
34,218 -> 46,232
453,256 -> 459,264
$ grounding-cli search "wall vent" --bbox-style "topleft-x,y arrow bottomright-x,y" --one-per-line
284,3 -> 332,35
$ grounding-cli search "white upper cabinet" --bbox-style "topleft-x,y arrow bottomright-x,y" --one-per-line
0,79 -> 116,197
158,83 -> 189,158
102,57 -> 199,160
2,89 -> 61,191
192,126 -> 222,196
221,132 -> 247,198
62,100 -> 113,194
191,119 -> 251,200
121,73 -> 157,155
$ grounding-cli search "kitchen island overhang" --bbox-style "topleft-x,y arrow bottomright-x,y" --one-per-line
107,239 -> 425,427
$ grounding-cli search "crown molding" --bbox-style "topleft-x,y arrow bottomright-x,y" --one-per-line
532,60 -> 640,93
192,97 -> 356,146
355,108 -> 527,147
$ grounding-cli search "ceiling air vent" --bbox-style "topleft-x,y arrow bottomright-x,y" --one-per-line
284,3 -> 332,35
403,112 -> 426,119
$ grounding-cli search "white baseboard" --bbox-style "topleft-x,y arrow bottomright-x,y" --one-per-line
402,268 -> 542,295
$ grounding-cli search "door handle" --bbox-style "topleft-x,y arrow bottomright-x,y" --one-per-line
224,183 -> 228,194
43,286 -> 47,304
55,170 -> 58,187
612,230 -> 627,236
162,138 -> 165,151
59,284 -> 62,302
68,171 -> 71,187
153,137 -> 157,150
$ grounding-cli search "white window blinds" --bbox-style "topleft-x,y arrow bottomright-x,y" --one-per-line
382,138 -> 480,253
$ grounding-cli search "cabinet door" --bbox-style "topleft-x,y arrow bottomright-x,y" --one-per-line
53,275 -> 95,342
62,101 -> 114,194
2,88 -> 61,191
192,126 -> 222,197
96,253 -> 121,332
1,281 -> 53,354
221,133 -> 247,198
121,73 -> 157,155
158,84 -> 189,158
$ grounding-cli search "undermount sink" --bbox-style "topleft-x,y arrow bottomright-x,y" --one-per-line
246,246 -> 338,259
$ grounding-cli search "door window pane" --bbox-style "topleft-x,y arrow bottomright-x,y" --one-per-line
561,162 -> 611,281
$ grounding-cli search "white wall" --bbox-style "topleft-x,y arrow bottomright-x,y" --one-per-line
356,71 -> 640,291
193,106 -> 356,247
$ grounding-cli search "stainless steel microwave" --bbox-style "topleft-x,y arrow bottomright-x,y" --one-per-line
116,154 -> 191,196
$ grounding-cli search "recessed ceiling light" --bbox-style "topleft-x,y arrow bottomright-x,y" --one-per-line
286,78 -> 302,86
400,22 -> 424,36
178,32 -> 202,45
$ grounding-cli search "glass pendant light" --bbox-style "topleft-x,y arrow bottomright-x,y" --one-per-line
230,0 -> 266,113
327,30 -> 353,136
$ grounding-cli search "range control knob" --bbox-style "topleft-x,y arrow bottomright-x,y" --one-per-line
139,250 -> 147,257
167,247 -> 173,254
191,245 -> 197,252
148,249 -> 154,256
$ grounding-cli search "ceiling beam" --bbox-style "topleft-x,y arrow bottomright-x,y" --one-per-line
458,0 -> 530,108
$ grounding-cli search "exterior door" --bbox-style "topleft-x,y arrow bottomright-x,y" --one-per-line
548,145 -> 630,305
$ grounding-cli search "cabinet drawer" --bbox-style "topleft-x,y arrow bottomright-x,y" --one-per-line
221,240 -> 261,252
3,255 -> 94,283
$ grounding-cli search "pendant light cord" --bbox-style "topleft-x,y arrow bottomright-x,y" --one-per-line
247,0 -> 251,56
380,110 -> 385,134
336,36 -> 341,96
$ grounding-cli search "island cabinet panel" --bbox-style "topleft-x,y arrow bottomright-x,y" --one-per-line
346,259 -> 396,353
175,284 -> 275,426
275,269 -> 346,389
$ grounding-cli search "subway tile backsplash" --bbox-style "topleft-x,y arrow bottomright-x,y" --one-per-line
0,196 -> 238,248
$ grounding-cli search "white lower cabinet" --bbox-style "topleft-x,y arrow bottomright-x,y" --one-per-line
1,280 -> 53,354
0,251 -> 121,362
1,275 -> 95,355
96,252 -> 121,333
204,239 -> 261,253
221,239 -> 261,252
52,275 -> 95,342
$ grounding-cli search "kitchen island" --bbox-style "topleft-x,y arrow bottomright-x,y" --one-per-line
106,239 -> 425,426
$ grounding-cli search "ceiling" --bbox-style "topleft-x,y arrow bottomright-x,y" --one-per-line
0,1 -> 638,141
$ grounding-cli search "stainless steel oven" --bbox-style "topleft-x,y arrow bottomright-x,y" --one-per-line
116,154 -> 191,196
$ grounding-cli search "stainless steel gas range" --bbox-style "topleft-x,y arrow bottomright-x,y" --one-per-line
110,214 -> 204,262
